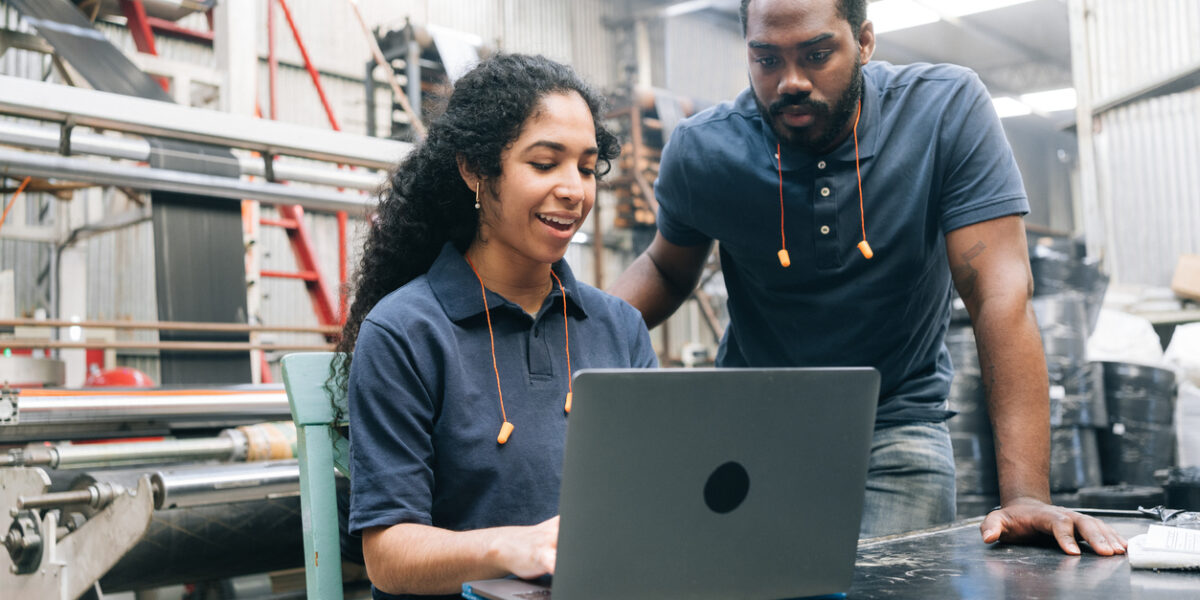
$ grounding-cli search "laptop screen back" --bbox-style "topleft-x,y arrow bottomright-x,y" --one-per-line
551,367 -> 879,600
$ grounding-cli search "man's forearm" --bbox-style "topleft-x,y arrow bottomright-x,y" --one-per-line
363,523 -> 509,595
609,251 -> 693,328
972,296 -> 1052,504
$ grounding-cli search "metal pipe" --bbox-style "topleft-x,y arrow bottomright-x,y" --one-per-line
0,148 -> 372,213
0,75 -> 410,169
0,120 -> 385,191
0,119 -> 149,160
152,459 -> 300,509
1,338 -> 333,352
0,316 -> 340,335
18,480 -> 129,511
10,388 -> 289,426
55,437 -> 237,469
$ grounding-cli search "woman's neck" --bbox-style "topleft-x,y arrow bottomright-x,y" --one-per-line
465,244 -> 554,316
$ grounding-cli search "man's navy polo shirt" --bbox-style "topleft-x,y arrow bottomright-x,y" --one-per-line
655,62 -> 1029,426
348,243 -> 656,600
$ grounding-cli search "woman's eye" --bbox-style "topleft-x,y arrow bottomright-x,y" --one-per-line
530,162 -> 555,171
579,167 -> 596,177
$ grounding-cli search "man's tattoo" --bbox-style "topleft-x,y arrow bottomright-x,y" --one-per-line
951,241 -> 987,300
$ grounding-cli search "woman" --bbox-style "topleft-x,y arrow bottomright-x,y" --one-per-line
336,54 -> 657,599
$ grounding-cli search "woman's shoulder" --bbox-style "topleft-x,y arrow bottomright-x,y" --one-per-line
362,275 -> 445,332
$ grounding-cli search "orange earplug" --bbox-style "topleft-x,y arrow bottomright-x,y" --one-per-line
497,421 -> 514,444
777,249 -> 791,268
857,240 -> 874,260
564,392 -> 573,414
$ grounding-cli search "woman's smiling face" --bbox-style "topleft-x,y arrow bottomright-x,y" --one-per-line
475,91 -> 599,270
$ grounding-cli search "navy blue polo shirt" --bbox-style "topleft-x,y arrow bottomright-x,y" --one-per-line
655,62 -> 1028,426
348,243 -> 656,600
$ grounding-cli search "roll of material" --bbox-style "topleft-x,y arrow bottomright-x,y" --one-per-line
1033,293 -> 1090,341
956,493 -> 1001,519
1050,426 -> 1102,493
1162,467 -> 1200,511
1076,485 -> 1165,511
951,431 -> 998,495
152,459 -> 300,509
98,496 -> 303,592
1029,247 -> 1107,333
1050,362 -> 1108,428
1101,362 -> 1177,425
1050,492 -> 1081,508
1098,422 -> 1176,487
945,325 -> 979,373
948,373 -> 988,434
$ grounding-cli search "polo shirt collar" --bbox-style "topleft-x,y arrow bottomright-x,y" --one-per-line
427,242 -> 589,322
746,67 -> 881,171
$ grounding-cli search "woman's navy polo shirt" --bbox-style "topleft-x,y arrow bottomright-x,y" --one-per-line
654,61 -> 1029,426
348,243 -> 656,599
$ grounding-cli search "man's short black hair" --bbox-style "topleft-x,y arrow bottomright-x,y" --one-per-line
739,0 -> 868,37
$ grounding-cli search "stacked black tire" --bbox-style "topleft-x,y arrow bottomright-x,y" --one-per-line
1097,362 -> 1177,486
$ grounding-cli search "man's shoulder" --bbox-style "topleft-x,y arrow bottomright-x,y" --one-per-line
866,61 -> 981,95
674,88 -> 760,140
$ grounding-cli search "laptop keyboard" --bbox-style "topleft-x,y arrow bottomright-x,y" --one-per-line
514,590 -> 552,599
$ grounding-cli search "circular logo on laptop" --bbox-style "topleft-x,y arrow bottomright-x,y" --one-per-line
704,461 -> 750,514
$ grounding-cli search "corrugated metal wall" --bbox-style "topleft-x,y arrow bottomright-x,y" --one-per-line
3,1 -> 742,377
1,2 -> 60,321
663,12 -> 747,105
1076,0 -> 1200,285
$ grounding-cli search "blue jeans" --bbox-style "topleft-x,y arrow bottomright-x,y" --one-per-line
859,421 -> 957,538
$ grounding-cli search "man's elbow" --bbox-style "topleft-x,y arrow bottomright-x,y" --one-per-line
362,528 -> 408,594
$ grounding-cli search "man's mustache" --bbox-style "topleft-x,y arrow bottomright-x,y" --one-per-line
769,95 -> 828,115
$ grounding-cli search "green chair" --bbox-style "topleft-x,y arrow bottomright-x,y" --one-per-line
282,352 -> 350,600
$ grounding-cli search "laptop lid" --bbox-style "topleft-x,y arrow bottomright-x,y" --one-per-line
550,367 -> 879,600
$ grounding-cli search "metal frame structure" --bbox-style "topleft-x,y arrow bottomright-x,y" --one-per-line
0,76 -> 408,170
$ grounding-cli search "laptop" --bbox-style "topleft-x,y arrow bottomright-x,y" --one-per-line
463,367 -> 879,600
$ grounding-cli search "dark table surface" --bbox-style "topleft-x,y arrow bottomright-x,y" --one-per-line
850,517 -> 1200,599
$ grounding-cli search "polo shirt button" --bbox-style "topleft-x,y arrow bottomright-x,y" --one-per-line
820,187 -> 831,197
820,225 -> 830,235
817,161 -> 826,169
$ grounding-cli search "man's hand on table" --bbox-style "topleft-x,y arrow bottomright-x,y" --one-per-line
981,497 -> 1129,556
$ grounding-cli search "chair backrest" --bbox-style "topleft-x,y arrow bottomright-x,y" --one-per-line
281,352 -> 349,600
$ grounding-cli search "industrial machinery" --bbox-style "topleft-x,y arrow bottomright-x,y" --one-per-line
0,387 -> 317,598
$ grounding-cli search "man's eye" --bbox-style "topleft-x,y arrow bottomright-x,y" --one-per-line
809,50 -> 831,62
755,56 -> 779,68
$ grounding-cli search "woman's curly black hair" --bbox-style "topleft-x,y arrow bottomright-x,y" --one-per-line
331,54 -> 620,395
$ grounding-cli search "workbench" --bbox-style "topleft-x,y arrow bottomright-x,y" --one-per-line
851,517 -> 1200,599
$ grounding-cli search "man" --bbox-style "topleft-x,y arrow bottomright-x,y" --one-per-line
611,0 -> 1126,555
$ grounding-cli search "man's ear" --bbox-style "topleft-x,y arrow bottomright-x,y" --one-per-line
456,154 -> 478,192
858,20 -> 876,64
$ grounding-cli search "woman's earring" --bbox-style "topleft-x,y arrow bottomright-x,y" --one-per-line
474,183 -> 481,210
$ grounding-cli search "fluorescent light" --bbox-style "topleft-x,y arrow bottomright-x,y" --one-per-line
925,0 -> 1038,17
870,0 -> 1039,34
1020,87 -> 1077,113
659,0 -> 718,18
869,0 -> 940,34
992,97 -> 1032,118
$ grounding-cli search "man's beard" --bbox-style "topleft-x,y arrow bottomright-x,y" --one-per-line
755,58 -> 863,153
